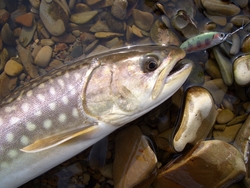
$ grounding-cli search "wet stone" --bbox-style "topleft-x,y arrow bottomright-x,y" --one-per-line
4,59 -> 23,77
234,54 -> 250,86
216,109 -> 235,124
111,0 -> 128,20
132,9 -> 154,31
153,140 -> 246,188
14,12 -> 33,27
49,59 -> 64,69
1,23 -> 16,46
89,20 -> 110,32
34,46 -> 52,68
0,9 -> 10,24
51,33 -> 76,43
205,59 -> 222,79
0,48 -> 9,72
40,39 -> 54,46
70,11 -> 98,24
105,12 -> 124,33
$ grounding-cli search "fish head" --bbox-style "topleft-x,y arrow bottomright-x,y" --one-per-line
84,45 -> 193,125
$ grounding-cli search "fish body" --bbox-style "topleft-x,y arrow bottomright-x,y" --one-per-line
0,45 -> 192,187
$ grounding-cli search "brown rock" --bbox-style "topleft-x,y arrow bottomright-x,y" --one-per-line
153,140 -> 246,188
51,33 -> 76,43
0,72 -> 17,100
4,59 -> 23,76
113,126 -> 157,188
14,12 -> 33,27
213,123 -> 242,142
0,9 -> 9,24
216,109 -> 235,124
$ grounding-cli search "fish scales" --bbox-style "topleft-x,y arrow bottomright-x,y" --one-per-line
0,45 -> 192,187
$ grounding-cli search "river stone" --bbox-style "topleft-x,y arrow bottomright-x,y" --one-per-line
40,39 -> 54,46
49,59 -> 64,69
34,46 -> 52,68
4,59 -> 23,76
14,12 -> 33,27
205,59 -> 222,79
51,33 -> 76,43
105,12 -> 124,33
70,11 -> 98,24
1,23 -> 16,46
95,32 -> 123,38
153,140 -> 246,188
40,0 -> 68,36
111,0 -> 128,20
132,9 -> 154,31
0,72 -> 17,100
241,36 -> 250,53
234,55 -> 250,85
173,86 -> 218,152
113,126 -> 157,188
0,48 -> 9,72
0,9 -> 9,24
74,3 -> 91,12
213,123 -> 242,143
216,109 -> 235,124
89,20 -> 110,32
19,19 -> 36,47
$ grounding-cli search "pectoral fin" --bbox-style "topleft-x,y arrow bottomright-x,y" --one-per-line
20,125 -> 98,153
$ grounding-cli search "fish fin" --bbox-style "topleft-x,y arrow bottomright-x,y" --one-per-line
20,125 -> 98,153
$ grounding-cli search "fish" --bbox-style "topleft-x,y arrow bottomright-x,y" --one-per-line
0,45 -> 192,187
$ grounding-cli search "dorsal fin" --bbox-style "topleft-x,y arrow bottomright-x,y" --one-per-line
20,125 -> 98,153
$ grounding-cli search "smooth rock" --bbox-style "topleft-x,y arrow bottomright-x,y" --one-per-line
0,48 -> 9,72
105,37 -> 119,48
89,20 -> 110,32
0,9 -> 10,24
213,123 -> 242,143
19,19 -> 36,47
80,32 -> 96,43
216,109 -> 235,124
132,25 -> 143,38
100,163 -> 113,179
113,126 -> 157,188
49,59 -> 64,69
105,12 -> 124,33
205,59 -> 222,79
14,12 -> 33,27
70,45 -> 83,58
203,78 -> 228,105
1,23 -> 16,46
4,59 -> 23,76
40,39 -> 54,46
0,72 -> 17,100
86,0 -> 101,5
132,9 -> 154,31
66,162 -> 83,175
153,140 -> 246,188
29,0 -> 40,9
51,33 -> 76,43
34,46 -> 52,68
40,0 -> 68,36
241,36 -> 250,53
74,3 -> 91,12
70,11 -> 98,24
173,86 -> 218,152
234,54 -> 250,85
227,114 -> 248,126
111,0 -> 127,20
95,32 -> 123,38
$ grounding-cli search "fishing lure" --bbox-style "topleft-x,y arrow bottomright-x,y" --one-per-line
180,21 -> 250,54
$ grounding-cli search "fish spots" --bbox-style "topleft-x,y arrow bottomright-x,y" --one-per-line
49,87 -> 56,95
20,135 -> 30,145
72,108 -> 79,118
58,79 -> 65,88
38,83 -> 45,89
34,110 -> 42,117
49,102 -> 56,111
21,103 -> 30,112
26,90 -> 33,97
0,117 -> 2,125
58,113 -> 67,123
74,73 -> 81,80
10,117 -> 20,124
62,96 -> 69,105
70,88 -> 76,95
26,122 -> 36,131
5,106 -> 16,113
43,119 -> 52,129
5,133 -> 14,142
7,149 -> 18,159
37,94 -> 45,102
65,71 -> 70,78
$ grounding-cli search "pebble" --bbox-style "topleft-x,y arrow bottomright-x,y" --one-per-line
213,123 -> 242,142
0,9 -> 10,24
241,36 -> 250,53
95,32 -> 123,38
113,126 -> 157,188
227,114 -> 248,126
14,12 -> 33,27
111,0 -> 128,20
86,0 -> 102,6
132,25 -> 143,38
205,59 -> 222,79
49,59 -> 64,69
39,0 -> 68,36
34,46 -> 52,68
216,109 -> 235,124
40,39 -> 54,46
70,45 -> 83,58
66,162 -> 83,175
4,59 -> 23,77
19,19 -> 36,47
89,20 -> 110,32
0,72 -> 17,100
1,23 -> 16,46
105,12 -> 124,33
173,86 -> 218,152
132,9 -> 154,31
0,48 -> 9,72
99,163 -> 113,179
234,55 -> 250,85
70,11 -> 98,24
74,3 -> 91,12
153,140 -> 246,188
29,0 -> 40,9
51,33 -> 76,43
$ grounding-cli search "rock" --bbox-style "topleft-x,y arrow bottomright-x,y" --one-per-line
14,12 -> 33,27
0,9 -> 10,24
105,37 -> 119,48
0,48 -> 9,72
227,114 -> 248,126
40,0 -> 68,36
49,59 -> 64,69
105,12 -> 124,33
70,11 -> 98,24
113,126 -> 157,188
173,87 -> 218,152
153,140 -> 246,188
234,54 -> 250,85
100,163 -> 113,179
95,32 -> 123,38
19,19 -> 36,47
85,0 -> 101,6
29,0 -> 40,9
241,36 -> 250,53
66,162 -> 83,175
4,59 -> 23,76
34,46 -> 52,68
205,59 -> 222,79
216,109 -> 235,124
80,32 -> 96,43
70,45 -> 83,58
74,3 -> 91,12
51,33 -> 76,43
132,9 -> 154,31
54,43 -> 68,53
111,0 -> 128,20
40,39 -> 54,46
0,72 -> 17,100
213,123 -> 242,142
89,20 -> 110,32
1,23 -> 16,46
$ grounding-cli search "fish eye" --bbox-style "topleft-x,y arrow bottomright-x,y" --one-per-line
219,33 -> 225,38
143,56 -> 159,72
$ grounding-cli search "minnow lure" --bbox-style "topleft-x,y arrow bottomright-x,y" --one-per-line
180,21 -> 250,53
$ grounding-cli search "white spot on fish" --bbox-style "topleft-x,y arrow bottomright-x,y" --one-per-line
37,94 -> 45,102
43,119 -> 52,129
1,162 -> 8,169
5,106 -> 16,113
68,85 -> 74,90
70,89 -> 76,95
74,73 -> 81,80
21,103 -> 30,112
58,79 -> 65,88
62,96 -> 69,105
20,135 -> 30,145
65,71 -> 70,78
26,90 -> 33,97
34,110 -> 42,117
26,122 -> 36,131
38,83 -> 45,89
7,149 -> 18,158
49,79 -> 53,83
72,108 -> 79,118
10,117 -> 20,124
49,102 -> 56,111
0,117 -> 2,125
5,133 -> 14,142
58,113 -> 67,123
49,87 -> 56,95
6,97 -> 14,103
